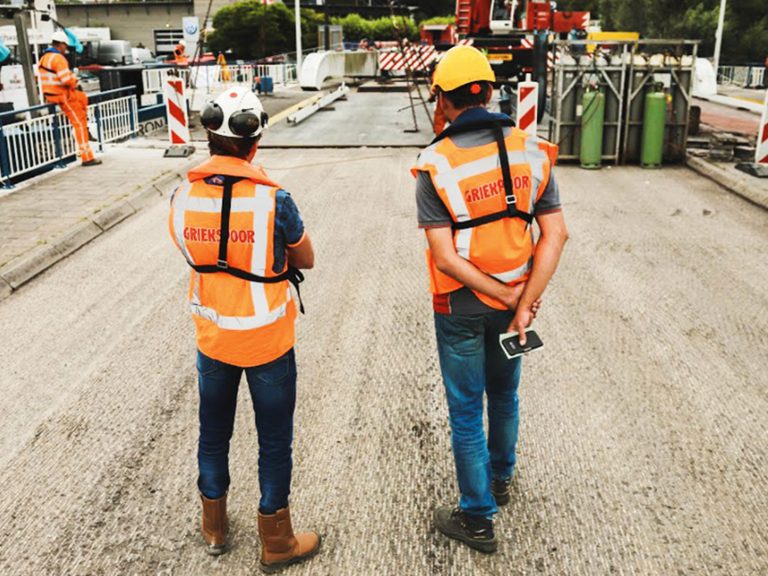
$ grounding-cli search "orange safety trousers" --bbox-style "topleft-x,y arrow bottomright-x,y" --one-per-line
45,90 -> 94,163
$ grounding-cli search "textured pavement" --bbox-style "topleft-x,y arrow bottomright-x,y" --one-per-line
262,90 -> 434,148
0,147 -> 767,575
0,144 -> 204,270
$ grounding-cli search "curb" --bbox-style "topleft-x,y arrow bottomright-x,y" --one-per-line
0,154 -> 202,302
686,155 -> 768,211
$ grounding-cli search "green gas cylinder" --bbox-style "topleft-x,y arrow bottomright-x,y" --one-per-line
641,88 -> 667,168
580,91 -> 605,170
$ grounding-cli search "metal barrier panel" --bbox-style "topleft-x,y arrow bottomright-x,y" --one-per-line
96,95 -> 137,143
718,65 -> 765,88
0,89 -> 139,185
143,68 -> 192,94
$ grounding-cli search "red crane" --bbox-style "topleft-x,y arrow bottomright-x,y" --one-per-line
451,0 -> 591,119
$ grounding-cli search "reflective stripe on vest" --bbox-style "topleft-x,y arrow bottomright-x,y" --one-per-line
171,179 -> 290,332
38,53 -> 73,94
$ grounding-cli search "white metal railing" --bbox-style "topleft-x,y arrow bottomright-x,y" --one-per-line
144,64 -> 298,95
95,94 -> 139,143
718,65 -> 765,88
142,68 -> 192,94
0,88 -> 138,185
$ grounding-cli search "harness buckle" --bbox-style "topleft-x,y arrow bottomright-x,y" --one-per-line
216,259 -> 228,269
505,194 -> 517,205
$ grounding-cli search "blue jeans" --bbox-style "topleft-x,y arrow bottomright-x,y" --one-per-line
196,348 -> 296,515
434,310 -> 522,518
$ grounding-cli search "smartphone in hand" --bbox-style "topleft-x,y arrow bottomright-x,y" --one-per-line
499,329 -> 544,360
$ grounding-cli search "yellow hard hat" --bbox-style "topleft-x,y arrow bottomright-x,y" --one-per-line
432,45 -> 495,92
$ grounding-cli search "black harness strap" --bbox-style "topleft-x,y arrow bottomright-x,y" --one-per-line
39,54 -> 58,75
429,118 -> 533,231
190,175 -> 306,314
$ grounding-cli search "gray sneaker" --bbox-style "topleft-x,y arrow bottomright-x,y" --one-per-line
433,506 -> 497,554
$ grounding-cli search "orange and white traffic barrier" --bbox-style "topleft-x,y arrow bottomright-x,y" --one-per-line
757,88 -> 768,164
165,78 -> 190,145
517,74 -> 538,136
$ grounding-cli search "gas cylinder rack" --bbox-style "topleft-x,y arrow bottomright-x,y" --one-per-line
549,40 -> 631,165
622,40 -> 698,164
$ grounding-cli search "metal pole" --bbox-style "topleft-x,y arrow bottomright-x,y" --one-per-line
713,0 -> 727,79
323,0 -> 330,51
14,11 -> 40,108
294,0 -> 302,73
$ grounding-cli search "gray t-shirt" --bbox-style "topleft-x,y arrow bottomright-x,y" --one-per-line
415,127 -> 562,315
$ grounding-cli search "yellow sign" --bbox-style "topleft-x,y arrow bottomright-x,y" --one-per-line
586,32 -> 640,53
487,53 -> 513,62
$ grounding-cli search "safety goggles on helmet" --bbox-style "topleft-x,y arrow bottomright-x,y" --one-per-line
200,103 -> 269,138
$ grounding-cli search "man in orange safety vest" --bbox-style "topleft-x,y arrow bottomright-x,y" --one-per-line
38,31 -> 100,166
413,45 -> 569,553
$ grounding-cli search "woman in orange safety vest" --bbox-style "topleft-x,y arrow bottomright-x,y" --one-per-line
168,87 -> 320,572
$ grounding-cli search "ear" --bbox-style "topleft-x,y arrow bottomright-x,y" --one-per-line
485,85 -> 494,105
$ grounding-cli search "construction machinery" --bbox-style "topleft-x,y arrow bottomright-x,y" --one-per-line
447,0 -> 591,118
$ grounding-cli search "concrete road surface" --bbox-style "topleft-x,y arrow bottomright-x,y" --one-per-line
0,149 -> 767,575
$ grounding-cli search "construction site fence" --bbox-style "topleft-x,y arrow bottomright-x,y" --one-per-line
0,87 -> 138,187
717,65 -> 765,89
142,64 -> 298,96
549,39 -> 698,165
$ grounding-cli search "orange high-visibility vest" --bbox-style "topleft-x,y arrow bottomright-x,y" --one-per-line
38,50 -> 77,97
169,155 -> 297,367
412,122 -> 558,310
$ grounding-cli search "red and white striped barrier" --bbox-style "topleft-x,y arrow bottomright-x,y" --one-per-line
379,45 -> 438,72
517,74 -> 538,136
457,38 -> 474,47
165,78 -> 190,145
756,88 -> 768,164
547,51 -> 563,70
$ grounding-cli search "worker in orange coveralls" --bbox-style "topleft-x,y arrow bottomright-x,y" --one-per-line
38,31 -> 100,166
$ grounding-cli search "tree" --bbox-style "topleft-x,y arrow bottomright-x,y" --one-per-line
330,14 -> 419,42
207,2 -> 323,60
559,0 -> 767,62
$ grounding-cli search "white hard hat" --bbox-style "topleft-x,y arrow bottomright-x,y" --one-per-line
51,30 -> 71,45
200,87 -> 269,139
179,40 -> 186,47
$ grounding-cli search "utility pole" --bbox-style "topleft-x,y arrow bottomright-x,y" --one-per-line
713,0 -> 727,79
14,10 -> 40,108
323,0 -> 330,51
294,0 -> 302,74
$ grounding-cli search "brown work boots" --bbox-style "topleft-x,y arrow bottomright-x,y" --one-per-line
200,493 -> 228,555
200,495 -> 321,573
258,507 -> 321,573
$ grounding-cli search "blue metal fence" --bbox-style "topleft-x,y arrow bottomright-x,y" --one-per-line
0,87 -> 139,188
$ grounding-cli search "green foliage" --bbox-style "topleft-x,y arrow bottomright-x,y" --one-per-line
331,14 -> 419,42
207,2 -> 323,60
420,15 -> 457,26
558,0 -> 768,63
